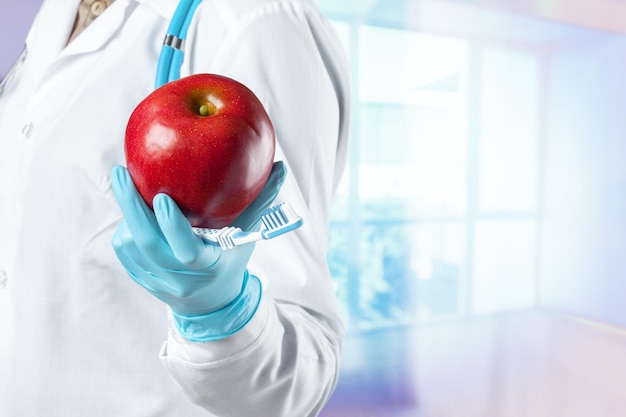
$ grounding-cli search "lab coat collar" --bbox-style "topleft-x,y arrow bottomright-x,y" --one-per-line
24,0 -> 177,48
24,0 -> 177,85
63,0 -> 179,54
25,0 -> 81,77
61,0 -> 133,57
61,0 -> 179,55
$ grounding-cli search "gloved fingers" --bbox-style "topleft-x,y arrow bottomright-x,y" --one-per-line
113,221 -> 216,307
231,160 -> 287,230
111,165 -> 176,266
153,193 -> 220,269
111,221 -> 169,293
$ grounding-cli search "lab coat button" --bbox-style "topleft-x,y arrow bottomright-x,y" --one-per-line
90,0 -> 108,16
0,270 -> 7,290
21,122 -> 33,139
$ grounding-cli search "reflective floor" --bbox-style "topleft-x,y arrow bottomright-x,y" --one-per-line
321,309 -> 626,417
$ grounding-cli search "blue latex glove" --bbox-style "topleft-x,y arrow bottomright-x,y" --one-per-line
111,161 -> 286,342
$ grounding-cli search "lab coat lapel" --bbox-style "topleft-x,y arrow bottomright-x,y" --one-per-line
60,0 -> 132,58
25,0 -> 81,84
60,0 -> 178,56
24,0 -> 177,87
25,0 -> 133,85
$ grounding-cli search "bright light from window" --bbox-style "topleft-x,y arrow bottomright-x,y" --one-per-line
359,26 -> 468,104
479,47 -> 540,213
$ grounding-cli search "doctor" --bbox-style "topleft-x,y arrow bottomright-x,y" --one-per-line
0,0 -> 350,416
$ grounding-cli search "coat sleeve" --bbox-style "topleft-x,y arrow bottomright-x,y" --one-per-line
158,1 -> 351,416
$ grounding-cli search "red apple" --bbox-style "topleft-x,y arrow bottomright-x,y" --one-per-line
125,73 -> 276,229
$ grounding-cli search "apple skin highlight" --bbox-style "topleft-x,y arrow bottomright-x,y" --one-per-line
125,73 -> 276,229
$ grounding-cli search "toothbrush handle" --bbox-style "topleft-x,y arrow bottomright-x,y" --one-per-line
229,231 -> 264,246
191,228 -> 263,247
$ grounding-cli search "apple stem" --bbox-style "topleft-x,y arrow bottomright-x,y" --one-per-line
198,101 -> 217,117
199,104 -> 210,117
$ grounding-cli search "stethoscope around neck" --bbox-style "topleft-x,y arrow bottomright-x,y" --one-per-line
155,0 -> 203,89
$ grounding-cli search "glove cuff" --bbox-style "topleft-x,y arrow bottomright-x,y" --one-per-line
171,271 -> 262,342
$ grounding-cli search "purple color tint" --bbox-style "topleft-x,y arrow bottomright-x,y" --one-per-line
0,1 -> 42,79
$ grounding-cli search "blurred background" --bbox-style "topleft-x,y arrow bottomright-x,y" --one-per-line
3,0 -> 626,416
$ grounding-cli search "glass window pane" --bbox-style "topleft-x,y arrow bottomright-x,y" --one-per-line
358,102 -> 467,219
472,219 -> 537,314
356,222 -> 466,329
359,26 -> 468,104
478,47 -> 540,212
355,26 -> 469,221
328,224 -> 351,325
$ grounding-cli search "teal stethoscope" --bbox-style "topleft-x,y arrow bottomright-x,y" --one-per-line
155,0 -> 203,89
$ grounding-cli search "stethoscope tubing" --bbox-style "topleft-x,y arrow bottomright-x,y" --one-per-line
155,0 -> 204,89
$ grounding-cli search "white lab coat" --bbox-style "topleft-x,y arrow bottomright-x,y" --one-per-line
0,0 -> 350,415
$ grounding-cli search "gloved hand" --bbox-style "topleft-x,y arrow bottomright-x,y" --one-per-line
110,161 -> 286,342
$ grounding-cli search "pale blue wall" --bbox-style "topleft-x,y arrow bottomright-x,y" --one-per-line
540,32 -> 626,326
